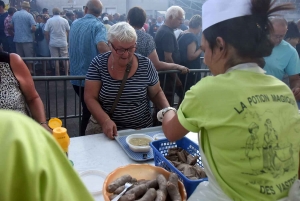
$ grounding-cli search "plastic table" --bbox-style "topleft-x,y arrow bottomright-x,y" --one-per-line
69,126 -> 198,201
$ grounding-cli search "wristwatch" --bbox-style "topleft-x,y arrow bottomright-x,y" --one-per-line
161,107 -> 177,116
157,107 -> 177,122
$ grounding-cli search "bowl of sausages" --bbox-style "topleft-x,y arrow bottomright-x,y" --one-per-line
103,164 -> 187,201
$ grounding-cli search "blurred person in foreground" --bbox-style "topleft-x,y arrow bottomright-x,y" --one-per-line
0,110 -> 94,201
85,22 -> 169,139
69,0 -> 109,136
177,15 -> 203,94
264,17 -> 300,108
159,0 -> 300,200
0,48 -> 51,132
127,7 -> 188,72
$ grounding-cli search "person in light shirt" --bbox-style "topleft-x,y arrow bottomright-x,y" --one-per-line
44,7 -> 70,76
264,17 -> 300,108
158,0 -> 300,200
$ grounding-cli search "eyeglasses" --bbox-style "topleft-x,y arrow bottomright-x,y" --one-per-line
110,42 -> 137,55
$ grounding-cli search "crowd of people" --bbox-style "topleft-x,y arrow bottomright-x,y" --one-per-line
0,0 -> 300,200
0,1 -> 195,76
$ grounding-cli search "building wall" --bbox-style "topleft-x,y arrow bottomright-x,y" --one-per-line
35,0 -> 169,16
101,0 -> 127,15
127,0 -> 169,17
31,0 -> 300,21
275,0 -> 300,21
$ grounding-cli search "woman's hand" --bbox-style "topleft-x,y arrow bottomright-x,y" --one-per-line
102,119 -> 118,139
176,65 -> 189,74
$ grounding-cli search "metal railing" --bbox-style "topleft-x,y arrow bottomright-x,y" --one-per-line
23,57 -> 209,76
27,57 -> 211,136
33,69 -> 211,137
23,57 -> 69,76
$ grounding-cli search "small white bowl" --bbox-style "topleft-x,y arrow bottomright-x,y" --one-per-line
126,134 -> 153,153
153,133 -> 166,141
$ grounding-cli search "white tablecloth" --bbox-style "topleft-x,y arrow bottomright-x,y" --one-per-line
69,127 -> 198,201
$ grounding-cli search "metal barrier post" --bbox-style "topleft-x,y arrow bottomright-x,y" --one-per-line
78,80 -> 82,136
46,80 -> 50,119
55,81 -> 58,118
63,80 -> 67,127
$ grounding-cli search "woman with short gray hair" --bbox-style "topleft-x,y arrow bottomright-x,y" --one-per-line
85,22 -> 169,139
107,22 -> 137,42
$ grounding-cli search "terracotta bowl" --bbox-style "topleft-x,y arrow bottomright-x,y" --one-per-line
103,164 -> 187,201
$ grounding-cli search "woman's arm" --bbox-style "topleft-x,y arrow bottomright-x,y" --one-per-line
148,82 -> 188,141
84,80 -> 117,139
148,50 -> 188,73
9,53 -> 51,132
187,41 -> 202,61
162,111 -> 188,142
148,82 -> 170,110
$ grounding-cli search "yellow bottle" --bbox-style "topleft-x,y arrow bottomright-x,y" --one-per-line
53,127 -> 70,157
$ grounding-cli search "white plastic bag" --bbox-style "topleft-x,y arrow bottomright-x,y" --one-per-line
188,181 -> 232,201
288,180 -> 300,201
188,180 -> 300,201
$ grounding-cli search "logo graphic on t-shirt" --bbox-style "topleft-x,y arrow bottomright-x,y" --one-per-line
242,115 -> 295,178
245,122 -> 261,175
262,119 -> 294,177
234,93 -> 300,196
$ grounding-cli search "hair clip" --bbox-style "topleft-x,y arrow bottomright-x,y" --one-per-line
256,23 -> 261,29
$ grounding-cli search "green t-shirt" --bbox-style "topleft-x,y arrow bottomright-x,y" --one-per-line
178,70 -> 300,201
0,110 -> 94,201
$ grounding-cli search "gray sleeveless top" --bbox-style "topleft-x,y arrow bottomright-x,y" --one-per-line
0,52 -> 27,114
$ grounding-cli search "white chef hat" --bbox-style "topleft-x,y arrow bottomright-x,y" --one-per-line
202,0 -> 252,31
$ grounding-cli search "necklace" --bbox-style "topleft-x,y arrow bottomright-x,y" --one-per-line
111,65 -> 126,72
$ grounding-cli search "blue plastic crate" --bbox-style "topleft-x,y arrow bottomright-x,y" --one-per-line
150,137 -> 208,198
